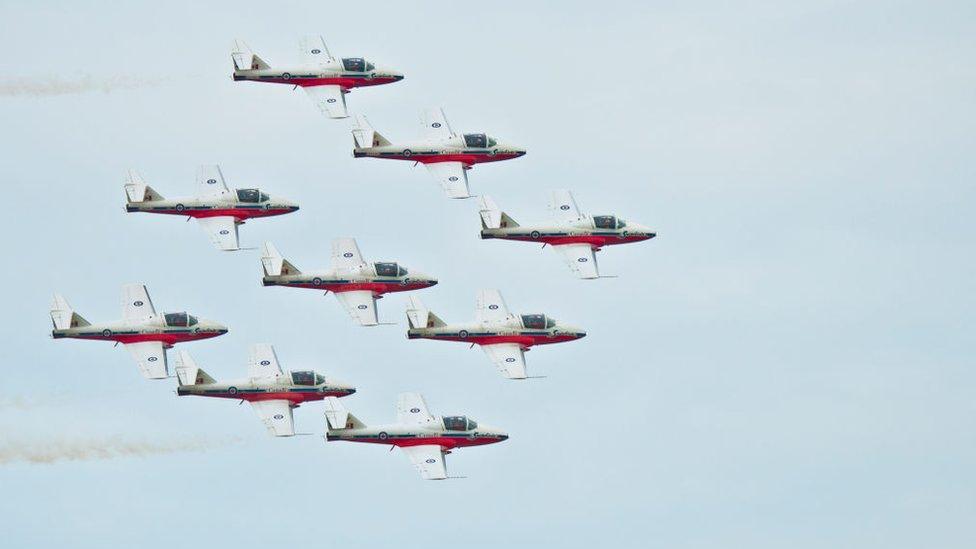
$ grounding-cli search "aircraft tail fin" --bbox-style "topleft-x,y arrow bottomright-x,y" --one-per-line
261,242 -> 301,276
50,294 -> 89,330
478,195 -> 519,229
405,295 -> 446,329
352,114 -> 391,149
174,350 -> 216,386
232,40 -> 270,71
323,397 -> 366,431
124,170 -> 164,203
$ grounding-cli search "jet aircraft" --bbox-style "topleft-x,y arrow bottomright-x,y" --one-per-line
261,238 -> 437,326
324,392 -> 508,480
479,190 -> 656,279
50,284 -> 228,379
352,108 -> 526,199
232,35 -> 403,119
405,289 -> 585,379
125,165 -> 299,251
175,344 -> 355,437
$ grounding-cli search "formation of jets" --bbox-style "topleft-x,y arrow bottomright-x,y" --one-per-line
48,35 -> 655,480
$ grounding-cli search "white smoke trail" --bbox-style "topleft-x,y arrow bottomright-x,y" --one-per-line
0,436 -> 241,465
0,74 -> 180,97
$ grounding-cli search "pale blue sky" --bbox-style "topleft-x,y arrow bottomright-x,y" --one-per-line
1,1 -> 974,547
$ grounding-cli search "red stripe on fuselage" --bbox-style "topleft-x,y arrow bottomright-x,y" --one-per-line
283,281 -> 431,294
349,436 -> 502,449
257,77 -> 399,88
514,234 -> 652,247
73,332 -> 223,345
145,208 -> 295,220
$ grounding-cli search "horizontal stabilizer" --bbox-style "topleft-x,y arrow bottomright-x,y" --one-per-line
124,170 -> 164,202
324,397 -> 365,430
261,242 -> 301,276
50,294 -> 89,330
352,114 -> 391,148
174,350 -> 216,386
232,40 -> 269,70
406,295 -> 446,328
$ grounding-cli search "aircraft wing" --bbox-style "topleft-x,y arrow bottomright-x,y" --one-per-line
121,283 -> 156,322
299,34 -> 333,64
396,392 -> 437,426
304,85 -> 348,119
249,400 -> 295,437
330,237 -> 366,272
334,290 -> 378,326
248,343 -> 284,379
553,243 -> 600,279
197,216 -> 240,251
482,343 -> 527,379
475,289 -> 510,323
197,165 -> 231,198
425,162 -> 470,199
400,445 -> 448,480
422,107 -> 455,141
548,189 -> 583,222
124,341 -> 168,379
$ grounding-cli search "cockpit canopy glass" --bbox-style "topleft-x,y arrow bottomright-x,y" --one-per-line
520,314 -> 555,330
594,215 -> 625,229
442,416 -> 477,431
291,371 -> 317,386
314,373 -> 326,385
237,189 -> 268,203
164,312 -> 197,327
342,58 -> 368,72
374,262 -> 406,277
463,133 -> 488,148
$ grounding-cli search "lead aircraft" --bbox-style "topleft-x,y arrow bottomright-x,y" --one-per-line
479,190 -> 656,279
175,344 -> 355,437
261,238 -> 437,326
232,35 -> 403,119
50,284 -> 228,379
125,165 -> 299,251
352,108 -> 526,198
324,392 -> 508,480
405,289 -> 586,379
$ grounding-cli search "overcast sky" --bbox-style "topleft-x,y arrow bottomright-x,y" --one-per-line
1,1 -> 974,547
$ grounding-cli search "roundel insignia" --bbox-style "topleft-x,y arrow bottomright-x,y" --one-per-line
357,305 -> 368,310
147,356 -> 158,362
260,360 -> 271,366
133,300 -> 144,307
327,98 -> 336,103
425,458 -> 436,464
505,357 -> 516,363
207,179 -> 217,184
560,204 -> 570,210
488,304 -> 499,310
448,176 -> 458,181
431,122 -> 441,128
273,414 -> 284,420
578,257 -> 588,262
410,408 -> 420,413
219,230 -> 229,235
102,329 -> 112,337
311,49 -> 321,54
343,252 -> 353,258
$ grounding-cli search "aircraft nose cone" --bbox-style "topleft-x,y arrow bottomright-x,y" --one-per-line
344,387 -> 357,395
428,279 -> 439,286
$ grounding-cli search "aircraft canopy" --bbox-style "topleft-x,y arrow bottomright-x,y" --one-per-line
520,314 -> 555,330
164,312 -> 198,327
593,215 -> 626,230
342,58 -> 375,72
374,262 -> 407,277
442,416 -> 478,431
291,371 -> 326,386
